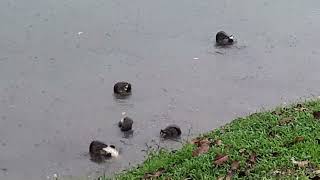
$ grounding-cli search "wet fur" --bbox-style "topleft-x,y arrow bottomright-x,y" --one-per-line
216,31 -> 234,46
114,82 -> 131,96
118,117 -> 133,131
160,125 -> 182,139
89,141 -> 118,163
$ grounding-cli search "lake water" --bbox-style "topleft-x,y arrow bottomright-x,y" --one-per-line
1,0 -> 320,179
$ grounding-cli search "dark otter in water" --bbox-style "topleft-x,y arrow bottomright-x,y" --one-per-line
216,31 -> 234,46
118,117 -> 133,132
89,141 -> 119,162
113,82 -> 131,96
160,125 -> 181,139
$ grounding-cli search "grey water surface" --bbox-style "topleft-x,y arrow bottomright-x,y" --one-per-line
1,0 -> 320,179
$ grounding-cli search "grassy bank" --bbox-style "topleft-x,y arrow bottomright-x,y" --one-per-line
108,100 -> 320,179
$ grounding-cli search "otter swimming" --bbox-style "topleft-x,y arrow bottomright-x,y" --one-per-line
118,117 -> 133,132
113,82 -> 131,96
216,31 -> 235,46
160,125 -> 182,139
89,141 -> 119,162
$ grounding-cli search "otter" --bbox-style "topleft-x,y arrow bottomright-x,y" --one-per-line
89,141 -> 119,162
113,82 -> 131,96
118,117 -> 133,132
160,125 -> 181,139
216,31 -> 235,46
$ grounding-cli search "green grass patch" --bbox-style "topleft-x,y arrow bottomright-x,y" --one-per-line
104,100 -> 320,179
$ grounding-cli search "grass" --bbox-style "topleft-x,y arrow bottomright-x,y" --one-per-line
103,100 -> 320,179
